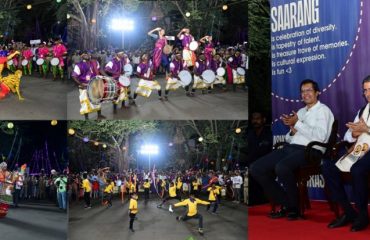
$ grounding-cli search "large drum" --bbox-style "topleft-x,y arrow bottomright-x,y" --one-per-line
51,58 -> 60,66
202,70 -> 216,84
36,58 -> 44,66
21,59 -> 28,66
123,64 -> 133,77
189,41 -> 199,51
163,45 -> 173,55
87,76 -> 118,105
237,67 -> 246,76
119,75 -> 130,87
216,67 -> 226,77
178,70 -> 192,86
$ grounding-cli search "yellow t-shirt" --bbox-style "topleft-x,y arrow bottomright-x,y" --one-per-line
104,182 -> 114,193
82,179 -> 91,192
176,180 -> 183,190
169,185 -> 177,197
207,187 -> 220,201
129,182 -> 136,193
129,198 -> 138,214
143,182 -> 150,189
161,181 -> 166,188
174,198 -> 210,216
192,182 -> 200,191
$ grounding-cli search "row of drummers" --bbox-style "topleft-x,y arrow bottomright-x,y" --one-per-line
0,40 -> 67,78
72,51 -> 246,114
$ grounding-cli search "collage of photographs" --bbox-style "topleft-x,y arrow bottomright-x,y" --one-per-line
1,1 -> 248,240
1,1 -> 370,240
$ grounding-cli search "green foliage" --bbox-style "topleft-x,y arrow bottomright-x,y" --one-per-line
248,0 -> 271,119
68,120 -> 158,143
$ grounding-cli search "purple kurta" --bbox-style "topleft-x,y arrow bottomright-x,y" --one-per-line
180,34 -> 193,49
210,59 -> 221,73
228,55 -> 242,69
137,62 -> 152,80
72,61 -> 95,84
105,57 -> 122,80
204,42 -> 214,65
194,61 -> 207,76
170,59 -> 184,78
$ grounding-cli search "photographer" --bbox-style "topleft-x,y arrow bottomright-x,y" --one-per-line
54,172 -> 67,211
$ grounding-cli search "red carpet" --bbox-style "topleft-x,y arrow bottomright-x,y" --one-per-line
249,201 -> 370,240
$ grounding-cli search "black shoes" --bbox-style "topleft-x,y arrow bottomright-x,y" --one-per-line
350,216 -> 369,232
328,214 -> 369,232
269,208 -> 287,219
328,214 -> 355,228
269,208 -> 302,220
287,211 -> 302,221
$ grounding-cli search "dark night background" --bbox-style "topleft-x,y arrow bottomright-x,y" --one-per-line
0,121 -> 67,173
1,0 -> 66,43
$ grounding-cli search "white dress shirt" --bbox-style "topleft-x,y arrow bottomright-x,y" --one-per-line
285,101 -> 334,153
343,103 -> 370,143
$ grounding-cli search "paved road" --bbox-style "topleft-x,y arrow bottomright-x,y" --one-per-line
0,201 -> 68,240
0,73 -> 74,120
69,196 -> 247,240
67,76 -> 248,120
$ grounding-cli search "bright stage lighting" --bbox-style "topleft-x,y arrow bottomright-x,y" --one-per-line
110,19 -> 134,31
140,144 -> 159,170
140,145 -> 159,155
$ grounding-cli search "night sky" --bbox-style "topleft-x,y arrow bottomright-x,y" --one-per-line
0,121 -> 67,172
7,0 -> 66,43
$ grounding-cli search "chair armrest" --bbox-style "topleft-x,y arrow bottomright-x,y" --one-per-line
304,141 -> 330,165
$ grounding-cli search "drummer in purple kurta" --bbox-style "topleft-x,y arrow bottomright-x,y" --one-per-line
228,49 -> 245,88
192,54 -> 211,95
177,28 -> 196,68
72,52 -> 105,120
210,54 -> 226,90
104,51 -> 124,80
148,27 -> 168,75
133,54 -> 162,103
165,53 -> 188,100
104,51 -> 131,112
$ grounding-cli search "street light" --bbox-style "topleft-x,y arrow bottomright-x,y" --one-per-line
26,4 -> 32,10
140,144 -> 159,170
68,128 -> 75,135
185,12 -> 191,17
7,122 -> 14,129
110,18 -> 134,49
222,5 -> 228,11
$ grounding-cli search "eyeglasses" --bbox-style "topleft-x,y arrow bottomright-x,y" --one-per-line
300,88 -> 315,94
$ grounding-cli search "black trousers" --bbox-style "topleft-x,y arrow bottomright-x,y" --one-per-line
322,153 -> 370,219
182,213 -> 203,228
250,144 -> 321,211
129,213 -> 136,229
84,192 -> 91,207
144,188 -> 149,200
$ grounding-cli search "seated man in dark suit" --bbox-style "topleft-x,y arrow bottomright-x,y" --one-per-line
322,75 -> 370,232
250,79 -> 334,220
